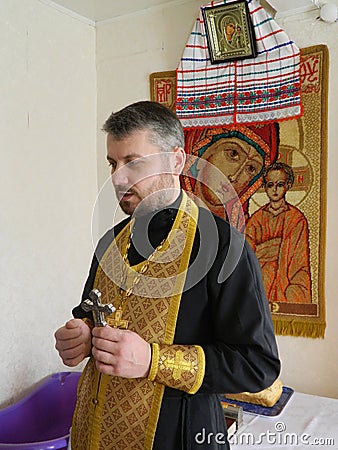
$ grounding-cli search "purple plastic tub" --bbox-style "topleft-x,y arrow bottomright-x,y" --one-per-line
0,372 -> 81,450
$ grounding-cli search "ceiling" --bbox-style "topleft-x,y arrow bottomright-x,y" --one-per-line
49,0 -> 320,23
49,0 -> 177,22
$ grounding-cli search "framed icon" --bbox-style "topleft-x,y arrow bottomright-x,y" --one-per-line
202,0 -> 257,64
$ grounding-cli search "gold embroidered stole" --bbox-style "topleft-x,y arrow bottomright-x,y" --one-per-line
72,192 -> 198,450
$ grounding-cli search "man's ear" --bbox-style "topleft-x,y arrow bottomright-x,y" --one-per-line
172,146 -> 186,174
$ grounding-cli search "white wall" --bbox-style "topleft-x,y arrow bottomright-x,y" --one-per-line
0,1 -> 97,406
96,1 -> 338,398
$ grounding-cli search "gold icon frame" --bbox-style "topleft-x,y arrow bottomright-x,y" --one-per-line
202,0 -> 257,64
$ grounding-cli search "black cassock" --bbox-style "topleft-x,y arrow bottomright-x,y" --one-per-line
73,194 -> 280,450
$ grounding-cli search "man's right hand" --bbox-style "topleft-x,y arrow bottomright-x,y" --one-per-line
54,319 -> 92,367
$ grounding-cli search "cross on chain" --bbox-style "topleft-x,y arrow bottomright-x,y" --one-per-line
81,289 -> 115,327
106,308 -> 129,329
163,350 -> 194,380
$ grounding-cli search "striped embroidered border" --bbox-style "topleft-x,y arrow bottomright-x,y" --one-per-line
176,0 -> 302,126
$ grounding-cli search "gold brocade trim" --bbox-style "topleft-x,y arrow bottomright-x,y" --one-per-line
164,198 -> 198,343
71,359 -> 101,449
90,373 -> 109,449
144,194 -> 198,450
144,384 -> 165,450
72,191 -> 199,450
148,343 -> 160,382
152,344 -> 205,395
191,345 -> 206,395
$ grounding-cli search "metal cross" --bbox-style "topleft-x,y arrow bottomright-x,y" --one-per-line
81,289 -> 115,327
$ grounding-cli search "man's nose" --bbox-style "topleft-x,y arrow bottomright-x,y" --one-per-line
112,166 -> 129,187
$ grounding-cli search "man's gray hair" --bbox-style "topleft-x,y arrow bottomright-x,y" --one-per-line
102,101 -> 185,152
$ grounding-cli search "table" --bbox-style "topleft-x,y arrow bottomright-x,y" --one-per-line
230,392 -> 338,449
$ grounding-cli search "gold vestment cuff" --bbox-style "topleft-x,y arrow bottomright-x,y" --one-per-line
148,343 -> 205,394
148,343 -> 160,381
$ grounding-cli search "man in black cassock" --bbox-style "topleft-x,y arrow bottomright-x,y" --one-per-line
55,101 -> 280,450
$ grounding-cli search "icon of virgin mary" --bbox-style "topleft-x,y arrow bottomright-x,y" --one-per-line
181,122 -> 280,231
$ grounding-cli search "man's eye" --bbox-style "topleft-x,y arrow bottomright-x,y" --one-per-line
266,182 -> 274,188
127,159 -> 143,168
108,162 -> 116,170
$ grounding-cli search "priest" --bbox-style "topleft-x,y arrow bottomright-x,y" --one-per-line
55,101 -> 280,450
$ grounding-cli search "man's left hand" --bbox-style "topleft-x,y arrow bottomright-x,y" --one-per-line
91,326 -> 151,378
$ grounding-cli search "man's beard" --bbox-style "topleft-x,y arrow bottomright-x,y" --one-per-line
116,174 -> 177,217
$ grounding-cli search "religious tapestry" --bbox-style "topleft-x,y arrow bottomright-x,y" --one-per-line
149,44 -> 328,339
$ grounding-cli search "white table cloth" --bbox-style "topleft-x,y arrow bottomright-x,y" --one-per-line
230,392 -> 338,449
